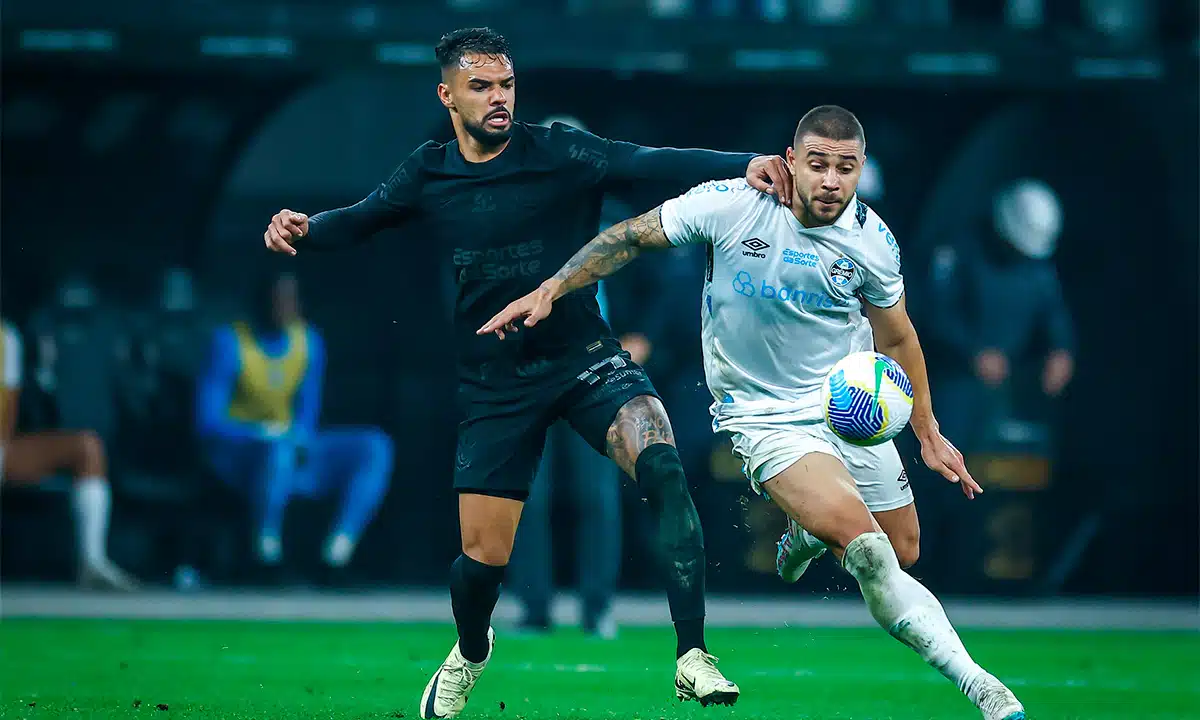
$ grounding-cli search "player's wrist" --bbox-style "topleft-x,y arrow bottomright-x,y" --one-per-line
910,412 -> 939,439
539,279 -> 564,302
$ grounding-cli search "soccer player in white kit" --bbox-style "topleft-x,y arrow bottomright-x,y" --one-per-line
479,105 -> 1026,720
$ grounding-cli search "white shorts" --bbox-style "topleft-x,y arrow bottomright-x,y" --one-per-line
719,414 -> 913,513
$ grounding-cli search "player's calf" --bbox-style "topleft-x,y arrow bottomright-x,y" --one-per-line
608,395 -> 711,658
842,531 -> 1024,720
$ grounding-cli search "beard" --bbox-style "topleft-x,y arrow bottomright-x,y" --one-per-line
463,115 -> 513,148
800,194 -> 848,226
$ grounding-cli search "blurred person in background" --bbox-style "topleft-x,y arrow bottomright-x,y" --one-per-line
0,317 -> 137,590
924,178 -> 1075,456
195,267 -> 394,582
508,115 -> 630,640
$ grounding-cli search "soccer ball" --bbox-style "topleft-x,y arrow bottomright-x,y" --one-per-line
821,351 -> 914,447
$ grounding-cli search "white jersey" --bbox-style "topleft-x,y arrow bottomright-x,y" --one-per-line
660,178 -> 904,423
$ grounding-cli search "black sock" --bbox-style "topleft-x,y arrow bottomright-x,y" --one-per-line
449,554 -> 506,663
635,443 -> 708,658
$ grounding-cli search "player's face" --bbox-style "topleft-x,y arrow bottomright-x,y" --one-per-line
787,134 -> 865,226
439,52 -> 515,147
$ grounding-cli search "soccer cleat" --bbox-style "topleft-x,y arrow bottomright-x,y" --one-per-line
776,517 -> 827,583
419,627 -> 495,719
79,561 -> 139,592
675,648 -> 740,707
971,672 -> 1026,720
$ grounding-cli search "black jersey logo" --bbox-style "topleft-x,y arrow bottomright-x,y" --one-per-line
472,192 -> 496,213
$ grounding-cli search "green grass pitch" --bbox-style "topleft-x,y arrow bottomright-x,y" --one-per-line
1,620 -> 1196,719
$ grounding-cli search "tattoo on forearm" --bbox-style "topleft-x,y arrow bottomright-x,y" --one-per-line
551,207 -> 671,295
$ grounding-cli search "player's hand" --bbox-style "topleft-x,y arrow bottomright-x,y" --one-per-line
1042,349 -> 1073,397
917,427 -> 982,499
264,209 -> 309,256
477,286 -> 555,340
746,155 -> 793,207
973,349 -> 1008,386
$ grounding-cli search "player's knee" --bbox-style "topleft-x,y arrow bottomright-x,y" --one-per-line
842,531 -> 901,580
461,525 -> 516,566
462,538 -> 514,567
74,430 -> 107,476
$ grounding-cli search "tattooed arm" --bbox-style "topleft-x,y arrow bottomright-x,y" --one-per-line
476,206 -> 672,338
543,206 -> 671,301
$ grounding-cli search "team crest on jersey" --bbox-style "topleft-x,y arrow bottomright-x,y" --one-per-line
829,257 -> 856,287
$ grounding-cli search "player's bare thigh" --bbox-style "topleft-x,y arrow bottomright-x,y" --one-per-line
458,492 -> 525,566
760,452 -> 882,561
873,503 -> 920,569
604,394 -> 675,479
2,431 -> 106,486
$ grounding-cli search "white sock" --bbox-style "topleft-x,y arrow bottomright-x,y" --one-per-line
71,476 -> 111,568
323,533 -> 356,567
842,532 -> 985,701
259,535 -> 282,565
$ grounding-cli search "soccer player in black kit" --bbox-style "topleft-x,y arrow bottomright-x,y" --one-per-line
263,27 -> 792,719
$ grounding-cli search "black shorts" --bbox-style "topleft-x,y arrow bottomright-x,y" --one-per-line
453,345 -> 660,500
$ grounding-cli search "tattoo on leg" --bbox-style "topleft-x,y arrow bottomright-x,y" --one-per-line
606,395 -> 676,477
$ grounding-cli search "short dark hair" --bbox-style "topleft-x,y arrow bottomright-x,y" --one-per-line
794,105 -> 865,147
435,27 -> 512,70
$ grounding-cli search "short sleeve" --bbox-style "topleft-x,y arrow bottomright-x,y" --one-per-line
859,213 -> 905,308
660,179 -> 756,248
3,322 -> 23,388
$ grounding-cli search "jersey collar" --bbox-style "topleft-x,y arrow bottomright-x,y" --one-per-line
833,193 -> 861,231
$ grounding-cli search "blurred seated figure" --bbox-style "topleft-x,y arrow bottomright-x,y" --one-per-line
27,273 -> 124,450
195,268 -> 394,580
0,317 -> 138,590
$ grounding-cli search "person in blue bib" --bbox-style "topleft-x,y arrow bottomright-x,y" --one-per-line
196,269 -> 394,577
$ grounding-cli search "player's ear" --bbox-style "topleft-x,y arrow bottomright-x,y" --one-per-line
437,82 -> 454,110
785,146 -> 796,166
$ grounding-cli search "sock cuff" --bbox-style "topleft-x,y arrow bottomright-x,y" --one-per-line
633,442 -> 682,482
456,553 -> 508,581
841,531 -> 895,575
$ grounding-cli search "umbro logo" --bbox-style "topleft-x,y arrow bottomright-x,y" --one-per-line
898,469 -> 910,492
741,237 -> 770,259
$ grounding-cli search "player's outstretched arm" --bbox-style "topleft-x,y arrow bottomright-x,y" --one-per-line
476,207 -> 670,339
606,141 -> 792,207
264,151 -> 425,255
264,190 -> 416,255
864,297 -> 982,499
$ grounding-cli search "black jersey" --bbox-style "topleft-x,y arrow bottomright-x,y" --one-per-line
304,122 -> 755,394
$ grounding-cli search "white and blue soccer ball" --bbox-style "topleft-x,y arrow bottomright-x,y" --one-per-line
821,351 -> 914,447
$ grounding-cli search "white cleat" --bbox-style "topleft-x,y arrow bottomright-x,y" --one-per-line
419,627 -> 494,719
675,648 -> 740,707
79,561 -> 139,592
971,672 -> 1026,720
776,517 -> 827,583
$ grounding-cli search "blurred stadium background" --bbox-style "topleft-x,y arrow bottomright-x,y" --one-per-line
1,1 -> 1197,718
